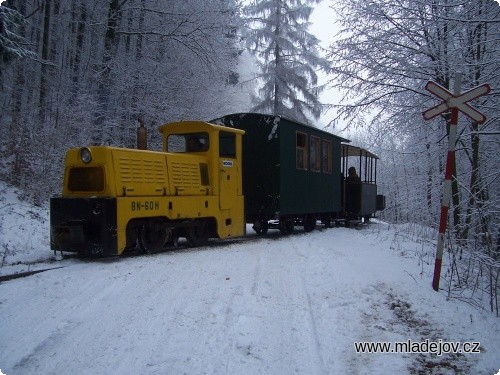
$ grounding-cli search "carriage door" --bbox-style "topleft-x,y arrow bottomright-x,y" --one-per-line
219,131 -> 238,210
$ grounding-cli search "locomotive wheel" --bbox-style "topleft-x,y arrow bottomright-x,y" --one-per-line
187,220 -> 209,247
138,221 -> 167,254
165,229 -> 179,248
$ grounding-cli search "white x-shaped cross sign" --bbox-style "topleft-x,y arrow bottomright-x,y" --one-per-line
422,81 -> 491,123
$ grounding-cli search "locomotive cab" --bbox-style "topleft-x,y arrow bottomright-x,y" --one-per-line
158,121 -> 246,239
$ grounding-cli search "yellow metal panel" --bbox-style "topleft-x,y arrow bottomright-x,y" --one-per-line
116,197 -> 171,254
112,149 -> 169,196
217,197 -> 245,238
115,195 -> 221,254
166,154 -> 211,196
62,147 -> 116,197
219,159 -> 239,210
59,121 -> 247,255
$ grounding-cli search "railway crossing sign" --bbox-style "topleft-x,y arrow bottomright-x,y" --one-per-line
423,81 -> 490,123
422,73 -> 491,291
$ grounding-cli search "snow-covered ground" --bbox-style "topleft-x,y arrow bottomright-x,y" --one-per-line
0,181 -> 51,268
0,182 -> 499,375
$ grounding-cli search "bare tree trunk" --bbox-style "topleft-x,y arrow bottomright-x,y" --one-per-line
71,1 -> 86,98
93,0 -> 122,144
273,0 -> 281,115
461,122 -> 480,240
131,0 -> 145,117
460,0 -> 487,241
426,142 -> 432,209
8,0 -> 27,186
38,0 -> 52,123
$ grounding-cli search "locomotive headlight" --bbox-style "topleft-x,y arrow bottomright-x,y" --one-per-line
80,147 -> 92,164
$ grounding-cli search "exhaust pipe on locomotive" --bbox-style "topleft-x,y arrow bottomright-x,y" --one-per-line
137,118 -> 147,150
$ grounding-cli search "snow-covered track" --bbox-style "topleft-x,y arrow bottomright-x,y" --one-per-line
0,266 -> 65,283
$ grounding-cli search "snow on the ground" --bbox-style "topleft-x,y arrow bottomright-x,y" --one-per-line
0,181 -> 52,268
0,182 -> 499,375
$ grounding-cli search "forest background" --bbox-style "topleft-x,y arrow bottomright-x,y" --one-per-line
0,0 -> 499,314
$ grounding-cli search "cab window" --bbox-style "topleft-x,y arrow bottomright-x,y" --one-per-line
219,131 -> 236,158
167,132 -> 209,153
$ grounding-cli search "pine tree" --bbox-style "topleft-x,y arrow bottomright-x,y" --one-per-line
244,0 -> 329,124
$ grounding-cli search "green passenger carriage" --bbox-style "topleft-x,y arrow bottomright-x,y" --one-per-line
212,113 -> 348,233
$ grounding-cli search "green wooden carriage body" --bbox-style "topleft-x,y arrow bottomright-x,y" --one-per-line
212,113 -> 345,223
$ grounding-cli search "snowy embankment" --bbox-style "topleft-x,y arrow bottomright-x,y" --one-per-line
0,181 -> 52,269
0,182 -> 499,374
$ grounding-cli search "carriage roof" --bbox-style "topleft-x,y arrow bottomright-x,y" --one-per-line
341,144 -> 379,160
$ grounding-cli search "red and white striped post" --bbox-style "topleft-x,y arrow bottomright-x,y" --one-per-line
422,73 -> 490,291
432,76 -> 460,292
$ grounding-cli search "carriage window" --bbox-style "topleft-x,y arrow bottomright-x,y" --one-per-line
296,132 -> 308,170
322,140 -> 332,174
167,132 -> 209,153
310,136 -> 321,172
219,131 -> 236,158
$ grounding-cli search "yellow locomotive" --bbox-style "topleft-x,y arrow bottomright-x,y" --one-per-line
50,121 -> 245,255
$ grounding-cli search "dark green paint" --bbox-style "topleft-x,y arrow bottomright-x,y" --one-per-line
212,113 -> 345,222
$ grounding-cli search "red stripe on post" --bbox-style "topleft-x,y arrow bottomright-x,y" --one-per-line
439,206 -> 449,233
432,258 -> 443,291
450,107 -> 459,124
445,152 -> 454,180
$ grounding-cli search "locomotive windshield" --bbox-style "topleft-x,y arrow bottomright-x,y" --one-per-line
167,132 -> 209,153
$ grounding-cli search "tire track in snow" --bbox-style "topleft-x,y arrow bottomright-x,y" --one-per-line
200,238 -> 330,374
221,237 -> 329,374
291,239 -> 327,374
12,320 -> 77,372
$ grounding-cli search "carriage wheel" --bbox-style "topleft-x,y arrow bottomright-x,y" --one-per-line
253,220 -> 269,235
322,217 -> 332,228
279,219 -> 294,235
304,217 -> 316,232
138,220 -> 167,254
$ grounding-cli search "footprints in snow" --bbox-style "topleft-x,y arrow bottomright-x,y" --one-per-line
359,283 -> 473,374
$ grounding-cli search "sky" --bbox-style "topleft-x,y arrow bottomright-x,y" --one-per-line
310,0 -> 360,138
310,0 -> 341,129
